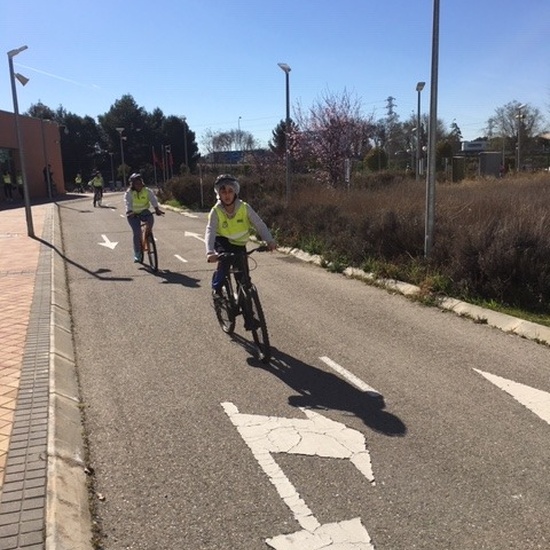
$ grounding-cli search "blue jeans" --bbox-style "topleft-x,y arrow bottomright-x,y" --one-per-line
127,210 -> 154,256
212,237 -> 246,291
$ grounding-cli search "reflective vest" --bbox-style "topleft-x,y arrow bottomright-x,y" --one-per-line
75,175 -> 82,184
131,189 -> 150,214
3,173 -> 12,184
214,202 -> 251,246
91,176 -> 103,188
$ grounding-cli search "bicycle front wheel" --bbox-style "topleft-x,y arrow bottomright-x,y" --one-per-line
214,280 -> 236,334
145,232 -> 158,272
247,285 -> 271,363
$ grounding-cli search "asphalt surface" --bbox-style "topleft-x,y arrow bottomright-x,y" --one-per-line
1,192 -> 550,549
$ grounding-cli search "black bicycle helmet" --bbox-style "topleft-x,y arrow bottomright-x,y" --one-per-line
214,174 -> 240,196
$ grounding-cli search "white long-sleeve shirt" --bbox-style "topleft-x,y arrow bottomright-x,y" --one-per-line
205,199 -> 274,255
124,187 -> 159,214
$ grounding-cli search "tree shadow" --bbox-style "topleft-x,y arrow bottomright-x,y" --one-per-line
230,335 -> 406,437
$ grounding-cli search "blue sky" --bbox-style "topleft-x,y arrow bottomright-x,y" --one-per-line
2,0 -> 549,150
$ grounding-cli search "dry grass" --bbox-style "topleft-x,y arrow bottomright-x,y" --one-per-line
164,169 -> 550,315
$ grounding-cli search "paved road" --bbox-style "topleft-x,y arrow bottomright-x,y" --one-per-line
58,193 -> 550,550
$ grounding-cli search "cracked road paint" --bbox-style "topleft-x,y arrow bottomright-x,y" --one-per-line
221,402 -> 375,549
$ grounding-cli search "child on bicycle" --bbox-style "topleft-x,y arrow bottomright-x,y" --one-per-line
89,171 -> 104,206
205,174 -> 277,299
124,173 -> 163,262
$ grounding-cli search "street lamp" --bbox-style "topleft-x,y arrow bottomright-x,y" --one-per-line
109,152 -> 115,190
182,116 -> 188,171
415,81 -> 425,182
116,127 -> 126,186
425,0 -> 440,258
278,62 -> 292,204
8,45 -> 34,237
516,103 -> 526,173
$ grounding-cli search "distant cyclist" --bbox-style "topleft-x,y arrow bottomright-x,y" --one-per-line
89,171 -> 104,207
124,173 -> 163,262
205,174 -> 276,299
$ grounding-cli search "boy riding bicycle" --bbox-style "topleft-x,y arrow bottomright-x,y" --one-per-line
205,174 -> 276,305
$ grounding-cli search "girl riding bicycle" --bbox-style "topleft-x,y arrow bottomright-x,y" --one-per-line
125,173 -> 163,262
205,174 -> 277,298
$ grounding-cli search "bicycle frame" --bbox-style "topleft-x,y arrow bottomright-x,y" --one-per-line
213,246 -> 271,362
138,211 -> 160,272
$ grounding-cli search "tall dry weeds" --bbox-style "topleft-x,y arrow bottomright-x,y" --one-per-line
165,169 -> 550,313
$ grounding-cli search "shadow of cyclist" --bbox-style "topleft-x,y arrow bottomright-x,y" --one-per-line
231,335 -> 406,437
150,269 -> 201,288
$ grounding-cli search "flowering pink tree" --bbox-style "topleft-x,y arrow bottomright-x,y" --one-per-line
294,89 -> 374,187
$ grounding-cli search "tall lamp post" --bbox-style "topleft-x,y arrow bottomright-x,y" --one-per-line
278,62 -> 291,204
425,0 -> 440,258
116,127 -> 126,186
8,45 -> 34,237
516,103 -> 526,173
108,152 -> 115,190
182,116 -> 188,172
415,81 -> 425,182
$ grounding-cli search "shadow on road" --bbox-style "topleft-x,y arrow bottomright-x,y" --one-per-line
150,268 -> 201,288
230,334 -> 407,437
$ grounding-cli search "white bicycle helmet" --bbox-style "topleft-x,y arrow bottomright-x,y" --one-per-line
214,174 -> 240,197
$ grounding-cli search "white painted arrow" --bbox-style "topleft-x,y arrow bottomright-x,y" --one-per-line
222,402 -> 375,549
98,234 -> 118,249
184,230 -> 204,243
474,369 -> 550,425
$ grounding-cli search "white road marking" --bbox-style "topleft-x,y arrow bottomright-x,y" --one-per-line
474,369 -> 550,425
174,254 -> 188,263
222,402 -> 375,549
320,356 -> 382,398
184,230 -> 204,243
98,234 -> 118,249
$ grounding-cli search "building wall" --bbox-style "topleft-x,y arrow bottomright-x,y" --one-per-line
0,109 -> 65,199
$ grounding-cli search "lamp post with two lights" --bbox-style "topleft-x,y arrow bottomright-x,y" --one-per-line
8,45 -> 33,237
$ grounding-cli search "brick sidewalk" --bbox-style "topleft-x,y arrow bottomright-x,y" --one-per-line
0,204 -> 47,489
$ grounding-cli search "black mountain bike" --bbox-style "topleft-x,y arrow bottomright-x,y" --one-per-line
213,245 -> 271,363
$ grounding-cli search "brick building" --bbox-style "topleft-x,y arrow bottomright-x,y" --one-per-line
0,109 -> 65,202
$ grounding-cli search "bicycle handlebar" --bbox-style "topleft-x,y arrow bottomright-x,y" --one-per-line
215,245 -> 270,261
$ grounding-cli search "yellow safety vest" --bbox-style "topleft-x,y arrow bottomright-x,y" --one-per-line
214,202 -> 251,246
131,189 -> 150,214
3,173 -> 12,184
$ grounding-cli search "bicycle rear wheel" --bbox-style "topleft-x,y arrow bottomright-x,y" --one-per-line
145,231 -> 158,272
214,280 -> 236,334
247,285 -> 271,363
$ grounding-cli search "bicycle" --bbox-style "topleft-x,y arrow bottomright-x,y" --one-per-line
93,186 -> 103,207
139,210 -> 164,272
212,245 -> 271,363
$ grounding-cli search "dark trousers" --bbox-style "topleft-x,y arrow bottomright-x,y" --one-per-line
212,237 -> 246,291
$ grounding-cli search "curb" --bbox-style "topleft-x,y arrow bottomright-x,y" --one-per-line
46,206 -> 93,549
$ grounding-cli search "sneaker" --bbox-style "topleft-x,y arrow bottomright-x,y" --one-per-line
133,253 -> 143,263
